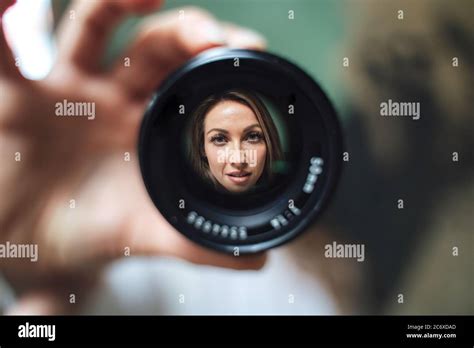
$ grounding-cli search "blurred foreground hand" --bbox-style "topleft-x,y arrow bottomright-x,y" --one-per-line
0,0 -> 267,315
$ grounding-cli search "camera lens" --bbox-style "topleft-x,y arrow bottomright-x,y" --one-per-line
139,48 -> 342,254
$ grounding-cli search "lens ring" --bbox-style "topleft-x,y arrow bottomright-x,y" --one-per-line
139,48 -> 343,254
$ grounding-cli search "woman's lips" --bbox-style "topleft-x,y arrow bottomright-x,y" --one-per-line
226,171 -> 251,185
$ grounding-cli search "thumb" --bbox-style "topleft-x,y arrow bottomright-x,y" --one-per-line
43,155 -> 267,270
119,160 -> 267,270
127,203 -> 268,270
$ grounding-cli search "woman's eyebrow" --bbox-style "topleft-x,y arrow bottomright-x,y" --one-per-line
243,124 -> 261,132
206,124 -> 261,135
206,128 -> 229,135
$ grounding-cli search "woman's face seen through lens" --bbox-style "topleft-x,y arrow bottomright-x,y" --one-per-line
204,100 -> 267,193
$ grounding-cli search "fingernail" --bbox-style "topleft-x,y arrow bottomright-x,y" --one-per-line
200,21 -> 226,44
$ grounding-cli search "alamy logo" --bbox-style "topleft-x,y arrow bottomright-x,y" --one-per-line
380,99 -> 420,120
0,242 -> 38,262
217,148 -> 258,167
18,322 -> 55,341
55,99 -> 96,120
324,241 -> 365,262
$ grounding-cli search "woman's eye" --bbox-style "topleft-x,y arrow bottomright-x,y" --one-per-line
210,135 -> 227,145
246,131 -> 263,143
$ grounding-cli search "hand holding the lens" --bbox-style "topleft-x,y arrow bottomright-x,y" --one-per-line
0,0 -> 266,314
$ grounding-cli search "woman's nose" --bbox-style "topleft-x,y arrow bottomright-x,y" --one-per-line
228,142 -> 247,165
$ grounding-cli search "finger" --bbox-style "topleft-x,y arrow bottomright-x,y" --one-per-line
113,8 -> 268,100
0,0 -> 21,79
222,22 -> 267,50
112,7 -> 228,100
56,0 -> 163,73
